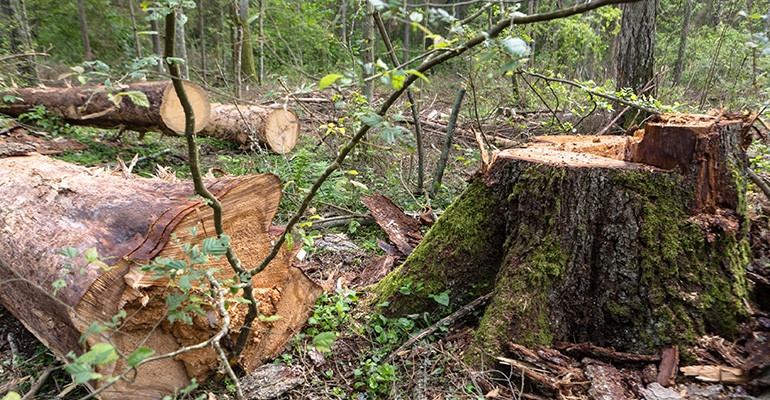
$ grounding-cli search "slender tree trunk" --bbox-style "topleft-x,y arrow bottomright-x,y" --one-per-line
361,0 -> 375,104
672,0 -> 692,86
175,13 -> 190,79
236,0 -> 257,84
232,1 -> 243,98
340,0 -> 347,44
403,0 -> 409,63
8,0 -> 36,81
150,19 -> 165,73
258,0 -> 264,84
76,0 -> 93,61
128,0 -> 143,58
614,0 -> 658,126
198,0 -> 207,81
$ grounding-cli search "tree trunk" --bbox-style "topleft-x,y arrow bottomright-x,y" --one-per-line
205,103 -> 300,153
128,0 -> 143,59
150,18 -> 165,73
614,0 -> 658,125
672,0 -> 692,86
175,12 -> 190,79
0,81 -> 210,134
0,153 -> 322,399
361,0 -> 375,104
197,0 -> 206,81
0,82 -> 300,152
236,0 -> 257,84
76,0 -> 93,61
371,114 -> 750,365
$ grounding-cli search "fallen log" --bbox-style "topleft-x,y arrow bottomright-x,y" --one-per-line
371,114 -> 750,364
0,82 -> 301,153
0,81 -> 210,134
0,153 -> 322,399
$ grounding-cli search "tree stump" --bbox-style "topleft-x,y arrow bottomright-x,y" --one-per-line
371,114 -> 750,362
0,153 -> 322,399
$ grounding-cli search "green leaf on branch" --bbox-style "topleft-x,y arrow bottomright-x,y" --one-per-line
127,347 -> 155,367
319,74 -> 344,90
501,37 -> 530,56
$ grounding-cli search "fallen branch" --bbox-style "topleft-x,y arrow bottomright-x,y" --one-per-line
387,292 -> 493,363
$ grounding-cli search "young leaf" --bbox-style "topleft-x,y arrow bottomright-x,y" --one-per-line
312,331 -> 336,352
84,247 -> 98,263
501,37 -> 530,57
319,74 -> 344,90
429,290 -> 450,307
125,91 -> 150,108
127,347 -> 156,367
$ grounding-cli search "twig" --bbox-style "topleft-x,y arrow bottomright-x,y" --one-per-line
522,70 -> 660,116
21,363 -> 58,400
387,292 -> 493,363
305,215 -> 374,231
432,84 -> 466,194
748,168 -> 770,201
0,53 -> 49,63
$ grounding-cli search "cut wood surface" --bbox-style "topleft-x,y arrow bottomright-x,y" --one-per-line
0,83 -> 301,153
371,114 -> 750,365
205,103 -> 299,153
0,153 -> 322,399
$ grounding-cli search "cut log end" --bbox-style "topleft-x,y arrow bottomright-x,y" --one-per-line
159,80 -> 211,134
262,108 -> 300,154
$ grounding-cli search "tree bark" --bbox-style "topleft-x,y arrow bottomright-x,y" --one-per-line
371,114 -> 750,365
0,153 -> 322,399
128,0 -> 143,59
236,0 -> 257,84
0,83 -> 301,152
175,12 -> 190,79
614,0 -> 658,126
76,0 -> 93,61
672,0 -> 692,86
150,18 -> 165,73
0,81 -> 210,134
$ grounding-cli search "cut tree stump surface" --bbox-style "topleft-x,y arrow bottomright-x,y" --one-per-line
371,114 -> 750,365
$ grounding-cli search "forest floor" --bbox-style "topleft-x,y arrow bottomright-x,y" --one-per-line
1,90 -> 770,399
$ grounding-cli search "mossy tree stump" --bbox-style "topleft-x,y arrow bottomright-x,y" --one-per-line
370,114 -> 750,361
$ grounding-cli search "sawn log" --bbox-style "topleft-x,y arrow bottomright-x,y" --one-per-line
0,82 -> 300,153
0,153 -> 322,399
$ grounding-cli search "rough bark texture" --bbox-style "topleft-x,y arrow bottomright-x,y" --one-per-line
0,153 -> 322,399
0,81 -> 210,135
615,0 -> 659,94
371,114 -> 750,365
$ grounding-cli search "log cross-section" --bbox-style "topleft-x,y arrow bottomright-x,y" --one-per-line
0,153 -> 322,399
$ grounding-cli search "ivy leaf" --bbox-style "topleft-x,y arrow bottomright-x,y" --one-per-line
319,74 -> 343,90
127,347 -> 155,367
312,331 -> 336,352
